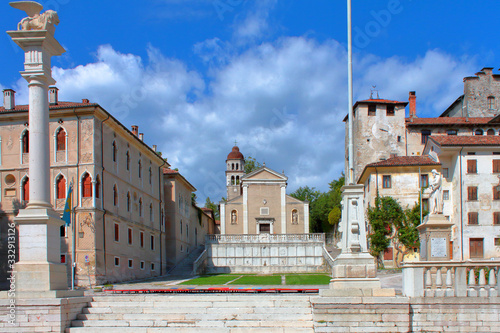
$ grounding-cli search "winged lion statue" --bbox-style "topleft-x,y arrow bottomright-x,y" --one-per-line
10,1 -> 60,35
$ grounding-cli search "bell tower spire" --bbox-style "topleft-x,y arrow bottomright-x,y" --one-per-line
226,145 -> 245,201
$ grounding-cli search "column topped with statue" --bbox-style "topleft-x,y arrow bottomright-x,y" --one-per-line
8,1 -> 80,296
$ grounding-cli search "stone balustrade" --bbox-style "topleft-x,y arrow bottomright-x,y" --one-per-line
402,260 -> 500,297
206,233 -> 325,244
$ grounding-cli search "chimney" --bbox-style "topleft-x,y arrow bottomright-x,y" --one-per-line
82,99 -> 89,103
49,86 -> 59,105
131,125 -> 138,136
3,89 -> 15,110
139,133 -> 144,141
152,145 -> 157,152
409,91 -> 416,118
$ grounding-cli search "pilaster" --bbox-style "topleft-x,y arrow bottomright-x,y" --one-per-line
280,185 -> 286,234
243,185 -> 248,234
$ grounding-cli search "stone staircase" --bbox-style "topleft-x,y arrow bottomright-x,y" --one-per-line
167,245 -> 205,276
66,294 -> 314,332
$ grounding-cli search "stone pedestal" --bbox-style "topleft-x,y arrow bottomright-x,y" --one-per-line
14,209 -> 68,291
417,214 -> 453,261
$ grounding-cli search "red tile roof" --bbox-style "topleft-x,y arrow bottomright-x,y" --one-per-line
163,168 -> 179,175
357,98 -> 407,105
406,117 -> 493,126
366,155 -> 440,168
429,135 -> 500,146
0,101 -> 97,112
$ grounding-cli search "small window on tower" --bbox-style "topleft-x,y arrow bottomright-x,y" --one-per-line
368,105 -> 376,116
386,105 -> 395,116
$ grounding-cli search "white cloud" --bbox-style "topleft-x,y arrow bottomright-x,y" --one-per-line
2,37 -> 478,205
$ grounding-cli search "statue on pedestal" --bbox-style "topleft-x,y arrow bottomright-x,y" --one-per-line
426,169 -> 443,215
10,1 -> 59,35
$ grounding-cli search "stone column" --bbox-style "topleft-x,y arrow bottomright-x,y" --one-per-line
8,29 -> 80,297
323,184 -> 388,296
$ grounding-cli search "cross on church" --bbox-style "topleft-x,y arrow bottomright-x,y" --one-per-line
234,140 -> 238,146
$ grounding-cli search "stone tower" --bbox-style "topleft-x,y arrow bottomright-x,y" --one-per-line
344,98 -> 408,182
226,146 -> 245,201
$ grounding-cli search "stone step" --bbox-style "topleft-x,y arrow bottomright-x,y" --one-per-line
68,294 -> 314,331
77,312 -> 313,321
67,327 -> 313,333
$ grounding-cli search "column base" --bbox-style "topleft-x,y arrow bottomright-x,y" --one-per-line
14,207 -> 69,292
14,261 -> 68,291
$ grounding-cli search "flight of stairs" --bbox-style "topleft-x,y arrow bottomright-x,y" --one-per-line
66,294 -> 314,332
167,245 -> 205,276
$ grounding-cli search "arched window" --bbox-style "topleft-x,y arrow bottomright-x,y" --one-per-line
138,160 -> 142,178
82,173 -> 92,198
22,177 -> 29,202
149,203 -> 153,221
95,176 -> 100,199
126,192 -> 131,212
113,184 -> 118,206
180,220 -> 182,234
139,198 -> 143,217
488,96 -> 495,109
149,167 -> 152,185
56,175 -> 66,199
22,130 -> 29,154
112,141 -> 117,162
475,129 -> 484,136
236,176 -> 240,185
487,129 -> 495,136
126,151 -> 130,171
56,128 -> 66,151
232,163 -> 235,170
231,176 -> 235,185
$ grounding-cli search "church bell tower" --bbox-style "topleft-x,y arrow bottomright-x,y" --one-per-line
226,145 -> 245,201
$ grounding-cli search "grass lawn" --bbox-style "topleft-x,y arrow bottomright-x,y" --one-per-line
285,274 -> 331,285
229,275 -> 282,285
179,273 -> 331,286
179,274 -> 237,285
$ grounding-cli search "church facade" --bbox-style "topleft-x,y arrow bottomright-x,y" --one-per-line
220,146 -> 309,235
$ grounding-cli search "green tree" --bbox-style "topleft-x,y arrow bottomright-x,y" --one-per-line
290,186 -> 321,202
393,201 -> 427,263
204,197 -> 220,220
328,206 -> 341,235
367,195 -> 405,268
244,156 -> 263,174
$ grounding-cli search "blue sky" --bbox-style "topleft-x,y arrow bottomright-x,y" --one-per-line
1,0 -> 499,204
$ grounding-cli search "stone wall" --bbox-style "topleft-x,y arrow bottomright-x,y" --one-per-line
205,233 -> 326,274
0,296 -> 91,332
312,296 -> 500,333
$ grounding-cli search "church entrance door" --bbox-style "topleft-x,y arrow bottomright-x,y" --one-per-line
259,223 -> 271,234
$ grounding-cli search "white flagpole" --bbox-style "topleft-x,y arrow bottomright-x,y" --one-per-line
347,0 -> 354,184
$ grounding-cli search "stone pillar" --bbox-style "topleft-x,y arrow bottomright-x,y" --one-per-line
8,29 -> 80,297
304,202 -> 309,233
323,184 -> 388,296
